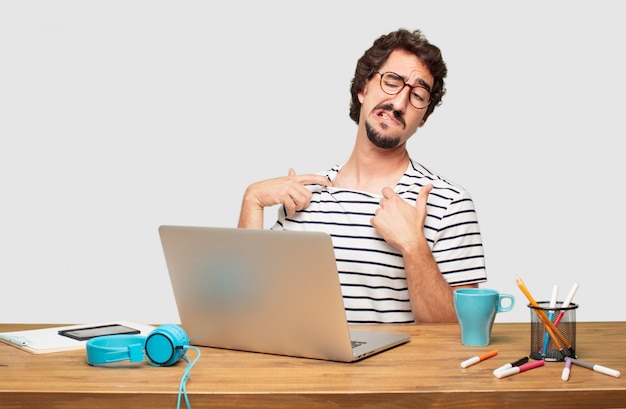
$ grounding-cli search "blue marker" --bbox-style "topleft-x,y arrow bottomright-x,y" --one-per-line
541,284 -> 558,355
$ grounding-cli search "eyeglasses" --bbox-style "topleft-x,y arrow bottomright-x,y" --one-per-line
377,71 -> 432,109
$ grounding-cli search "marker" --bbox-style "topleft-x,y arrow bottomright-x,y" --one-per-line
516,276 -> 575,358
553,282 -> 579,327
541,284 -> 559,355
0,335 -> 31,346
569,358 -> 621,378
562,358 -> 572,381
494,360 -> 545,378
461,349 -> 498,368
493,356 -> 529,375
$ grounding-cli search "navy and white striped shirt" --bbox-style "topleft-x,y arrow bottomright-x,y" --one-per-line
272,159 -> 487,324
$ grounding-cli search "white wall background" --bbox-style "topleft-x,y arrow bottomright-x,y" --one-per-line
1,1 -> 624,324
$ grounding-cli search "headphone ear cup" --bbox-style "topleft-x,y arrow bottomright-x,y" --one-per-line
145,324 -> 189,367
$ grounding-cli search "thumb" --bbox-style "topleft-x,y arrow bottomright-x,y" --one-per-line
416,184 -> 433,208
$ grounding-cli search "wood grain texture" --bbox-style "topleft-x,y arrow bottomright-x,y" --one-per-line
1,322 -> 624,408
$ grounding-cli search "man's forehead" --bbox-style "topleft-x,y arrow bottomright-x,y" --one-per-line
380,50 -> 434,87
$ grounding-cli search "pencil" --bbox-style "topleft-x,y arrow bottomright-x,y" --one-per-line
516,276 -> 576,358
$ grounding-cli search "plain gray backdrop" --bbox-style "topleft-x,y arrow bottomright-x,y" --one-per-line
2,1 -> 624,324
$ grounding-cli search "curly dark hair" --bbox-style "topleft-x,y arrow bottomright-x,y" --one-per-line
349,29 -> 447,124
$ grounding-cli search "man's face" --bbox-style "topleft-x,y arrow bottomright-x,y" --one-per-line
358,49 -> 434,149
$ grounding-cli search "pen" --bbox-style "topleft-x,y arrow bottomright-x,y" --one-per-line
562,358 -> 572,381
6,336 -> 30,346
494,360 -> 545,379
553,282 -> 579,327
516,276 -> 575,358
569,358 -> 621,378
541,284 -> 559,355
492,356 -> 529,375
461,349 -> 498,368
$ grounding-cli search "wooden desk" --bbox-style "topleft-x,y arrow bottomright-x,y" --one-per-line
1,322 -> 624,409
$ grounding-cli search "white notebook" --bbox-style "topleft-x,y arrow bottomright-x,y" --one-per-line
0,321 -> 155,354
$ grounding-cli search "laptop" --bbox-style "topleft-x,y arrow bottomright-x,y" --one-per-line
158,225 -> 410,362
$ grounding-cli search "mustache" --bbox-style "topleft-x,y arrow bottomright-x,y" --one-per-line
377,104 -> 405,128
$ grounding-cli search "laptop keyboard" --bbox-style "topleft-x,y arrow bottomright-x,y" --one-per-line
351,340 -> 367,348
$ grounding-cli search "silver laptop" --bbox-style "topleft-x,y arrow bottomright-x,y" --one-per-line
158,225 -> 410,362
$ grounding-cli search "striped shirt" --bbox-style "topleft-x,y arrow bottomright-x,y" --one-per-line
271,159 -> 487,324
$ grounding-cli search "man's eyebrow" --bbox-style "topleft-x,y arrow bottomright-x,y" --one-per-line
398,72 -> 432,92
416,78 -> 432,92
389,71 -> 433,92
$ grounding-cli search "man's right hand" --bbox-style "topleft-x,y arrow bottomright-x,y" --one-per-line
238,168 -> 331,228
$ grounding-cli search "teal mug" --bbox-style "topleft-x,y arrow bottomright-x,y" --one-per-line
453,288 -> 515,346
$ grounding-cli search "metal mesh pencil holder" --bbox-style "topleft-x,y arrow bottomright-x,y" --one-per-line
528,301 -> 578,361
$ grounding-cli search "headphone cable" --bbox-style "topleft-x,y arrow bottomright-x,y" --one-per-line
177,346 -> 201,409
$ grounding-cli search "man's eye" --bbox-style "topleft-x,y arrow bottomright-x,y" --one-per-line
384,80 -> 402,90
412,90 -> 426,101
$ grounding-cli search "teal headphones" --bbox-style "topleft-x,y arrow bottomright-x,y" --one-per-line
86,324 -> 201,409
86,324 -> 189,367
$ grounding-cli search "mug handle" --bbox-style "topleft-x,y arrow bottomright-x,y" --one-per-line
496,294 -> 515,312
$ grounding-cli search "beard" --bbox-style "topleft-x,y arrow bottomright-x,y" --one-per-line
365,121 -> 401,149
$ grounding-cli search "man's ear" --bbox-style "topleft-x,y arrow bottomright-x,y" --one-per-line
358,79 -> 371,104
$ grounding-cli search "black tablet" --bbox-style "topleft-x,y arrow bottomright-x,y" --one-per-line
58,324 -> 140,341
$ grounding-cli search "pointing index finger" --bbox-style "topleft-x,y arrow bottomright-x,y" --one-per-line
295,173 -> 332,187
